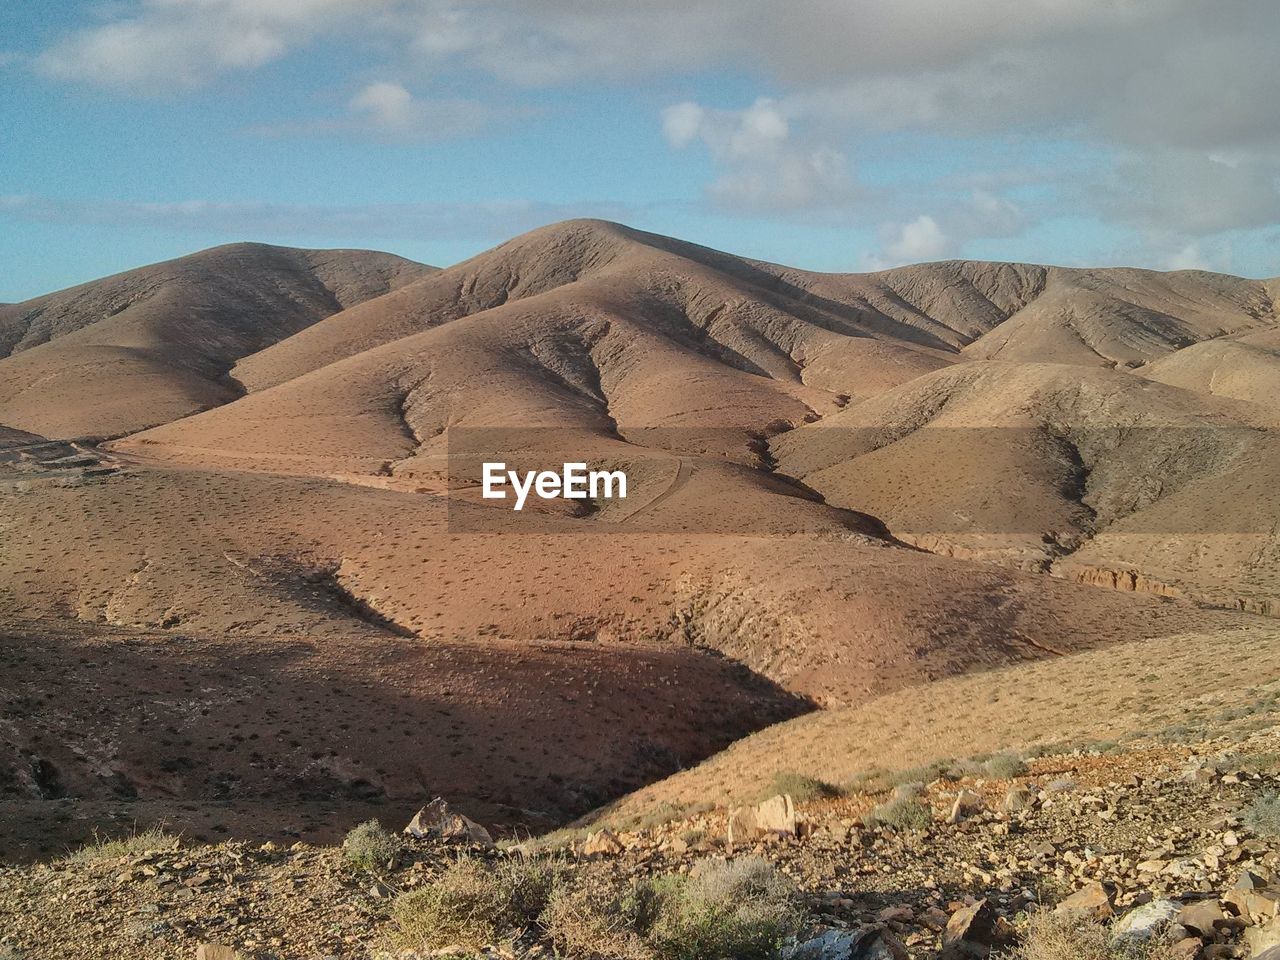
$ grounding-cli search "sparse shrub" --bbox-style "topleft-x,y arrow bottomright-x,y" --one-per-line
544,857 -> 799,960
1022,742 -> 1066,759
983,753 -> 1029,779
946,758 -> 987,779
757,772 -> 839,804
543,876 -> 652,960
645,857 -> 801,960
841,767 -> 892,794
1004,909 -> 1178,960
343,819 -> 400,872
389,855 -> 559,951
1245,792 -> 1280,838
867,796 -> 931,831
64,826 -> 179,865
1239,751 -> 1280,774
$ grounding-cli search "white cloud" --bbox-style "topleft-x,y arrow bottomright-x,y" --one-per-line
882,215 -> 950,264
1166,243 -> 1209,271
26,0 -> 1280,258
250,81 -> 515,141
661,103 -> 705,150
37,0 -> 392,91
663,97 -> 857,214
351,82 -> 417,131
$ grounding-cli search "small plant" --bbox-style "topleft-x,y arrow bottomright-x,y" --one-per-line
543,876 -> 650,960
983,753 -> 1029,778
342,819 -> 400,872
64,826 -> 180,865
1005,909 -> 1178,960
757,772 -> 839,804
1239,751 -> 1280,774
867,796 -> 931,831
544,856 -> 800,960
1245,792 -> 1280,838
646,857 -> 801,960
389,855 -> 558,951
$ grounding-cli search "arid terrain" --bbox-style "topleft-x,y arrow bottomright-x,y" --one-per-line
3,220 -> 1280,958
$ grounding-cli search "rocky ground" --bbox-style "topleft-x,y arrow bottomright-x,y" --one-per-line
4,730 -> 1280,960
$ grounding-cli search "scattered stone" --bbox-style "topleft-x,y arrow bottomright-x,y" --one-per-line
728,794 -> 796,846
948,790 -> 984,825
939,899 -> 1013,958
1056,880 -> 1114,920
403,798 -> 493,846
1112,899 -> 1181,944
582,829 -> 625,858
196,946 -> 242,960
1180,899 -> 1226,938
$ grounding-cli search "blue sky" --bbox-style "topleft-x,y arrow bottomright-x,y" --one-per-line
2,0 -> 1278,301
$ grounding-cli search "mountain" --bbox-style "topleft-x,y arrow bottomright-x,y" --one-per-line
0,243 -> 432,439
2,219 -> 1279,858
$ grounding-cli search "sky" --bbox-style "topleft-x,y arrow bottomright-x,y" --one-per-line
2,0 -> 1279,301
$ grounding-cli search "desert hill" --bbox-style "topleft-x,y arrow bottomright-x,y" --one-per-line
3,220 -> 1280,867
0,243 -> 432,439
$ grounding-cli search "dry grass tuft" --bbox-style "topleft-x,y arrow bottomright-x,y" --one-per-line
755,772 -> 839,804
543,856 -> 800,960
63,826 -> 180,865
1005,910 -> 1179,960
389,855 -> 559,951
1245,792 -> 1280,838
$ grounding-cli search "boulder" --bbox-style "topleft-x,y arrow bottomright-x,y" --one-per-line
403,798 -> 493,846
785,927 -> 907,960
1225,872 -> 1280,921
728,794 -> 796,846
1002,786 -> 1036,813
582,829 -> 625,857
1056,881 -> 1114,921
196,947 -> 243,960
1179,900 -> 1225,938
1112,899 -> 1180,944
1246,917 -> 1280,955
948,790 -> 984,824
939,899 -> 1013,958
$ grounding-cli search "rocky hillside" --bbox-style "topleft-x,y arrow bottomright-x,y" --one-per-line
5,729 -> 1280,960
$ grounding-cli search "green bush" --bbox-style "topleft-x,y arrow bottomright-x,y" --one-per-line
342,819 -> 400,872
389,856 -> 558,951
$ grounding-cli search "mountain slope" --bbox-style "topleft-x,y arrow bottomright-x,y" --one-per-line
0,243 -> 432,439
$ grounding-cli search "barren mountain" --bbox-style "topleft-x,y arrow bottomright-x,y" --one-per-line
3,220 -> 1279,867
0,243 -> 431,439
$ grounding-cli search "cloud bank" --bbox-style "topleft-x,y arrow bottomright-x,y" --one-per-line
25,0 -> 1280,270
